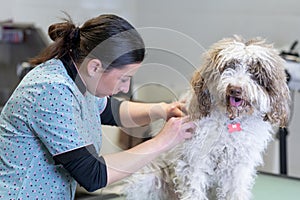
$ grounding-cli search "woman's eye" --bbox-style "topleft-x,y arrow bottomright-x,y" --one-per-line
120,77 -> 130,83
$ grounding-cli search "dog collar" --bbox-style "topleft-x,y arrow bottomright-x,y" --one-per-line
227,121 -> 242,133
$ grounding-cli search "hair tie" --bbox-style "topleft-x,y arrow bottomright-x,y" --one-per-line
69,27 -> 81,53
73,27 -> 80,41
69,27 -> 80,43
70,27 -> 80,44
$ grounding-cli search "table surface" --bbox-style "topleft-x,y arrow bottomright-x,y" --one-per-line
75,172 -> 300,200
253,172 -> 300,200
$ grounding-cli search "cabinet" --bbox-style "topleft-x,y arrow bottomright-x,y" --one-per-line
0,22 -> 48,106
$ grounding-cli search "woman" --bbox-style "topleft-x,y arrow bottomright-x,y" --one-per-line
0,14 -> 195,199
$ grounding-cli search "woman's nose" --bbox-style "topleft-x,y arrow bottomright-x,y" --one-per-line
119,82 -> 131,93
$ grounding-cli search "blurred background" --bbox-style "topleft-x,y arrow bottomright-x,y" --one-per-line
1,0 -> 300,180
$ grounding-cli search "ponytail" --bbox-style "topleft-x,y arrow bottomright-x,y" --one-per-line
29,13 -> 145,70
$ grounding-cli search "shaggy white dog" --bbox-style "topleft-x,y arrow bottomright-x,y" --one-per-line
124,36 -> 290,200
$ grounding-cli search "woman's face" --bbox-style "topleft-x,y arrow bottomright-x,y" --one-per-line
92,63 -> 141,97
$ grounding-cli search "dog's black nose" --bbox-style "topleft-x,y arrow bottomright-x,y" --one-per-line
228,86 -> 242,96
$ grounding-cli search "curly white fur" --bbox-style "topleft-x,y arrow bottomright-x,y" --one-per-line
173,113 -> 273,200
124,36 -> 290,200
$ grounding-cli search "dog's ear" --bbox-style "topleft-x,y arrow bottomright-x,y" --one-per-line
189,70 -> 212,119
263,59 -> 290,127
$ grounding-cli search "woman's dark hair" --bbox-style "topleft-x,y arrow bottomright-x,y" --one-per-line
29,13 -> 145,70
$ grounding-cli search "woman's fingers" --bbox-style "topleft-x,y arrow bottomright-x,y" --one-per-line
180,118 -> 196,138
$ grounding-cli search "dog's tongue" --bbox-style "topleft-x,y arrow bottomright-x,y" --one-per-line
230,96 -> 242,107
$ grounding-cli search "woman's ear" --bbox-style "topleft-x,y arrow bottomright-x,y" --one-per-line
86,59 -> 103,77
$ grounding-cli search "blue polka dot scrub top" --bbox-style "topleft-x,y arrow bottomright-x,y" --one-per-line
0,58 -> 107,199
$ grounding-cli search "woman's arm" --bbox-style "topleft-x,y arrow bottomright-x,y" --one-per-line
119,101 -> 187,128
103,116 -> 195,185
53,116 -> 195,191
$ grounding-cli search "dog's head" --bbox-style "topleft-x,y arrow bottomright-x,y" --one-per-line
189,36 -> 290,127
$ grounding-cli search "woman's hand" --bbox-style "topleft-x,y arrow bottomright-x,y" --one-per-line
152,116 -> 195,152
160,101 -> 188,120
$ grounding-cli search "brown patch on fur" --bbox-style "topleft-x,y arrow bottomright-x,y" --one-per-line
189,70 -> 211,120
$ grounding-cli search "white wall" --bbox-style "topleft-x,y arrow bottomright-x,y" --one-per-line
1,0 -> 300,177
134,0 -> 300,49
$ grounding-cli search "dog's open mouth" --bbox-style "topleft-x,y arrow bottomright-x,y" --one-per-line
226,95 -> 249,119
229,96 -> 243,107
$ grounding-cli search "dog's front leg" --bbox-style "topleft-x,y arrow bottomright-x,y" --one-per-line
175,169 -> 212,200
218,164 -> 256,200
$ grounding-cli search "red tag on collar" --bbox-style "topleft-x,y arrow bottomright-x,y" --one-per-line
228,123 -> 242,133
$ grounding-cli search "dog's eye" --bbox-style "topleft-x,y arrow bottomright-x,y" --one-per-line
220,61 -> 238,73
248,62 -> 269,88
226,65 -> 236,70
